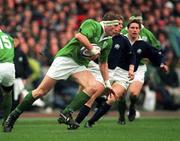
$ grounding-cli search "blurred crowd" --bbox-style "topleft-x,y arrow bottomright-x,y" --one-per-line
0,0 -> 180,111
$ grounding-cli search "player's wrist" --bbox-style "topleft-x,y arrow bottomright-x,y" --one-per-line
129,65 -> 134,71
104,80 -> 111,88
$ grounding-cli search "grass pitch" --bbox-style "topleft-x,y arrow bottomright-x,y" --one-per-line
1,116 -> 180,141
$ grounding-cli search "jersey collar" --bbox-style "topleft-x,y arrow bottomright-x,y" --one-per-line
125,34 -> 143,45
99,22 -> 112,42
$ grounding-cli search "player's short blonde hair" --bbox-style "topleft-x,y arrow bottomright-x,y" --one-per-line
103,11 -> 123,21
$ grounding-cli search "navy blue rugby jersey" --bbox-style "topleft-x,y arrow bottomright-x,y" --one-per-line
95,35 -> 165,72
132,40 -> 165,71
108,34 -> 136,70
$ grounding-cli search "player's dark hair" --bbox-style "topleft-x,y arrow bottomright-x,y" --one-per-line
127,19 -> 141,29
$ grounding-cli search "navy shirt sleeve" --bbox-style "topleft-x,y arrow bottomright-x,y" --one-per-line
140,41 -> 165,66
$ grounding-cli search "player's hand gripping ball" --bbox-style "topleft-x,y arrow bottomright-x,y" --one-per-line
80,44 -> 101,60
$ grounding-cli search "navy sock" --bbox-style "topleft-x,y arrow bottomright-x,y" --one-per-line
88,102 -> 111,125
118,96 -> 126,119
75,105 -> 90,124
130,95 -> 137,109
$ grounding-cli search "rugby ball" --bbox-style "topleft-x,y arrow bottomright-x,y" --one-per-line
80,44 -> 101,57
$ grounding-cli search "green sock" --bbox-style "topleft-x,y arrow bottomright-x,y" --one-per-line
1,93 -> 12,125
63,91 -> 90,114
15,91 -> 36,115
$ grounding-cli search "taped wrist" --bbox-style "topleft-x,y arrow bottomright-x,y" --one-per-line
104,80 -> 111,88
90,46 -> 100,55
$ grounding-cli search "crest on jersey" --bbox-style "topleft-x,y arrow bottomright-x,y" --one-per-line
114,44 -> 120,49
158,51 -> 162,55
137,49 -> 142,54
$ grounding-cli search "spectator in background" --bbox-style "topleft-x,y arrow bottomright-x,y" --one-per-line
165,16 -> 180,58
154,49 -> 180,110
13,40 -> 45,108
13,39 -> 32,108
146,30 -> 180,110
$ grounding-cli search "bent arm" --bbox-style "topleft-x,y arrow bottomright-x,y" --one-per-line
75,33 -> 93,50
99,62 -> 109,81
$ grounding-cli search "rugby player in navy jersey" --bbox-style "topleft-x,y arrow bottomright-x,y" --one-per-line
83,19 -> 168,128
118,15 -> 162,124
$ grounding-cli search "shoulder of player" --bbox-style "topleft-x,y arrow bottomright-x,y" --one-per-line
135,40 -> 153,48
140,27 -> 154,36
0,31 -> 13,40
80,19 -> 100,30
113,34 -> 130,44
82,19 -> 99,25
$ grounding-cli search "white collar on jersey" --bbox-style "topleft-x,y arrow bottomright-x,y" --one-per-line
125,34 -> 143,45
99,22 -> 112,42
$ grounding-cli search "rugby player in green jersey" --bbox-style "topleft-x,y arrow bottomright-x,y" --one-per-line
118,15 -> 162,124
4,11 -> 123,132
0,27 -> 18,130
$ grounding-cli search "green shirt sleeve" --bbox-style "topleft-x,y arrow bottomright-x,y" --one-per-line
141,28 -> 161,49
78,19 -> 96,40
121,27 -> 128,35
99,39 -> 112,63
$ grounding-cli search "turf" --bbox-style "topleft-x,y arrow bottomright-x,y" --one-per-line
1,117 -> 180,141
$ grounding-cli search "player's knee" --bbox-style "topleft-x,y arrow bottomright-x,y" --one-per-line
107,96 -> 116,105
129,91 -> 138,96
83,82 -> 98,95
32,88 -> 47,98
85,86 -> 97,96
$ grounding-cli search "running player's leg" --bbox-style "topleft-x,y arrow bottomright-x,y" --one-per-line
0,85 -> 13,126
60,70 -> 98,115
128,81 -> 143,121
127,65 -> 146,121
75,82 -> 104,125
4,75 -> 56,132
117,93 -> 126,125
85,82 -> 126,127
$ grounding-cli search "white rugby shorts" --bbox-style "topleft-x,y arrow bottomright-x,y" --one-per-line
113,67 -> 130,90
0,62 -> 15,87
88,61 -> 114,85
46,57 -> 88,80
132,64 -> 147,83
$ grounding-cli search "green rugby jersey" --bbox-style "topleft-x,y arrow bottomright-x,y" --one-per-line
0,30 -> 14,63
56,19 -> 113,67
